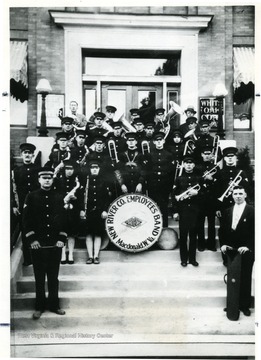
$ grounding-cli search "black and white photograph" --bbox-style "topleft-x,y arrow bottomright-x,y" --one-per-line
1,1 -> 260,358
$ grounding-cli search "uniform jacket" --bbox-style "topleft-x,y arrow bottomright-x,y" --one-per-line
22,188 -> 67,247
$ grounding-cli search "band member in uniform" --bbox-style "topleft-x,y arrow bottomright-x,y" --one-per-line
179,116 -> 198,144
132,117 -> 146,150
220,186 -> 254,316
165,129 -> 185,163
45,132 -> 71,178
154,108 -> 168,134
194,118 -> 220,163
144,121 -> 155,142
107,121 -> 127,155
197,146 -> 220,251
172,155 -> 203,267
68,100 -> 87,129
22,167 -> 67,319
12,143 -> 39,265
146,132 -> 175,227
70,129 -> 89,171
85,112 -> 108,147
129,108 -> 140,124
215,146 -> 249,265
61,117 -> 76,148
118,132 -> 145,194
105,105 -> 117,127
54,160 -> 81,264
79,159 -> 111,264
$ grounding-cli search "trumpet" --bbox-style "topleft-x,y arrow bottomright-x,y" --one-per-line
175,184 -> 201,202
202,161 -> 222,179
108,139 -> 119,163
212,135 -> 220,164
64,176 -> 81,209
141,140 -> 150,155
217,170 -> 243,202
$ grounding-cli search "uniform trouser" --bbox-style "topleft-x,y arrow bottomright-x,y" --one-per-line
148,183 -> 171,227
179,206 -> 199,263
31,247 -> 62,311
19,213 -> 32,264
197,206 -> 216,249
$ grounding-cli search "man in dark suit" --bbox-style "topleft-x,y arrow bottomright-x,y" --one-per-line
220,185 -> 254,316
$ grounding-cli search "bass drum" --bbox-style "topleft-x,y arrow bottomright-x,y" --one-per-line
157,228 -> 179,250
100,232 -> 110,250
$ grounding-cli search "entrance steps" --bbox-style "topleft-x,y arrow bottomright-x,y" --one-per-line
11,247 -> 255,358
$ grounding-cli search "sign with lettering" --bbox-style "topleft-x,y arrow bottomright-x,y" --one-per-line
199,97 -> 225,130
105,194 -> 163,252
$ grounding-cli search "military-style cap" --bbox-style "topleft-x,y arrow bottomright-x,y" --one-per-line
153,132 -> 165,140
155,108 -> 165,115
61,117 -> 74,125
186,116 -> 198,124
106,105 -> 117,113
130,108 -> 139,116
56,132 -> 70,140
199,118 -> 210,127
133,117 -> 143,125
38,167 -> 54,177
184,106 -> 197,114
93,135 -> 106,143
183,155 -> 195,163
20,143 -> 36,153
222,146 -> 238,157
125,132 -> 137,140
172,129 -> 183,137
201,146 -> 213,153
111,121 -> 122,129
144,122 -> 155,129
63,160 -> 75,168
89,159 -> 101,167
76,129 -> 87,137
94,112 -> 106,120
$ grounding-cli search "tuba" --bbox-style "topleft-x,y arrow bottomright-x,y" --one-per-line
118,114 -> 137,134
217,170 -> 243,202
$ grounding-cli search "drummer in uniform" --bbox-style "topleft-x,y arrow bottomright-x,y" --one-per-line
146,132 -> 174,227
172,155 -> 203,267
79,159 -> 112,265
12,143 -> 39,265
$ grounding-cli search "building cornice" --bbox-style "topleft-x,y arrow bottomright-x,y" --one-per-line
49,11 -> 213,33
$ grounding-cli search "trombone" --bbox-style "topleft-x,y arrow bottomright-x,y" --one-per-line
217,170 -> 243,202
212,135 -> 220,164
175,184 -> 201,202
183,139 -> 196,156
108,139 -> 119,163
141,140 -> 150,155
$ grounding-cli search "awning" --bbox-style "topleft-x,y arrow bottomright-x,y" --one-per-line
10,41 -> 28,102
233,47 -> 255,89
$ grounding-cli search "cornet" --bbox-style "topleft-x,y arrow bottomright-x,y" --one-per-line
217,170 -> 243,202
202,161 -> 222,179
175,184 -> 201,202
108,139 -> 119,163
141,140 -> 150,155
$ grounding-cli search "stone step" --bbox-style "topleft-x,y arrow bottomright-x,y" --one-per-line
11,307 -> 255,335
12,288 -> 227,311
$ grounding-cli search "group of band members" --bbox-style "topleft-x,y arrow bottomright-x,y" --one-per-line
11,103 -> 254,319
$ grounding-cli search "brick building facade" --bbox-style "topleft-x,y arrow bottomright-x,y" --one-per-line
10,6 -> 255,159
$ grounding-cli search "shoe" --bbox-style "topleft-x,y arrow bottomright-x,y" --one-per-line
189,261 -> 199,267
198,247 -> 205,252
51,309 -> 66,315
23,262 -> 32,266
61,260 -> 67,265
223,307 -> 227,312
94,257 -> 100,264
68,260 -> 74,265
86,258 -> 93,264
181,262 -> 187,267
241,308 -> 251,316
32,311 -> 43,320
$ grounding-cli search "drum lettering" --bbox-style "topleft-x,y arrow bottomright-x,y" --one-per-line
154,214 -> 161,223
152,225 -> 161,237
108,205 -> 118,215
106,214 -> 114,224
107,226 -> 118,240
116,198 -> 126,207
147,237 -> 155,243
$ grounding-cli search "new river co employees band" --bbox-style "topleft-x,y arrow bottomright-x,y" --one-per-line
11,102 -> 254,320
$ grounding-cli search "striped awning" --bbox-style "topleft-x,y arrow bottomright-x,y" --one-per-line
10,41 -> 28,102
233,47 -> 255,89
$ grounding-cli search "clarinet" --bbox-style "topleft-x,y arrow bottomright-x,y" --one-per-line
83,175 -> 90,219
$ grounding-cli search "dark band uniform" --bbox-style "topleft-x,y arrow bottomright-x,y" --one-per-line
22,168 -> 67,313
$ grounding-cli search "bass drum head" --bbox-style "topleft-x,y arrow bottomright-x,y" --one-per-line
100,232 -> 110,250
157,228 -> 179,250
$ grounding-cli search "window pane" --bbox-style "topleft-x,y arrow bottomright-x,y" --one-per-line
10,97 -> 27,125
233,98 -> 252,130
85,57 -> 179,77
37,94 -> 64,127
85,89 -> 96,121
107,90 -> 126,120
